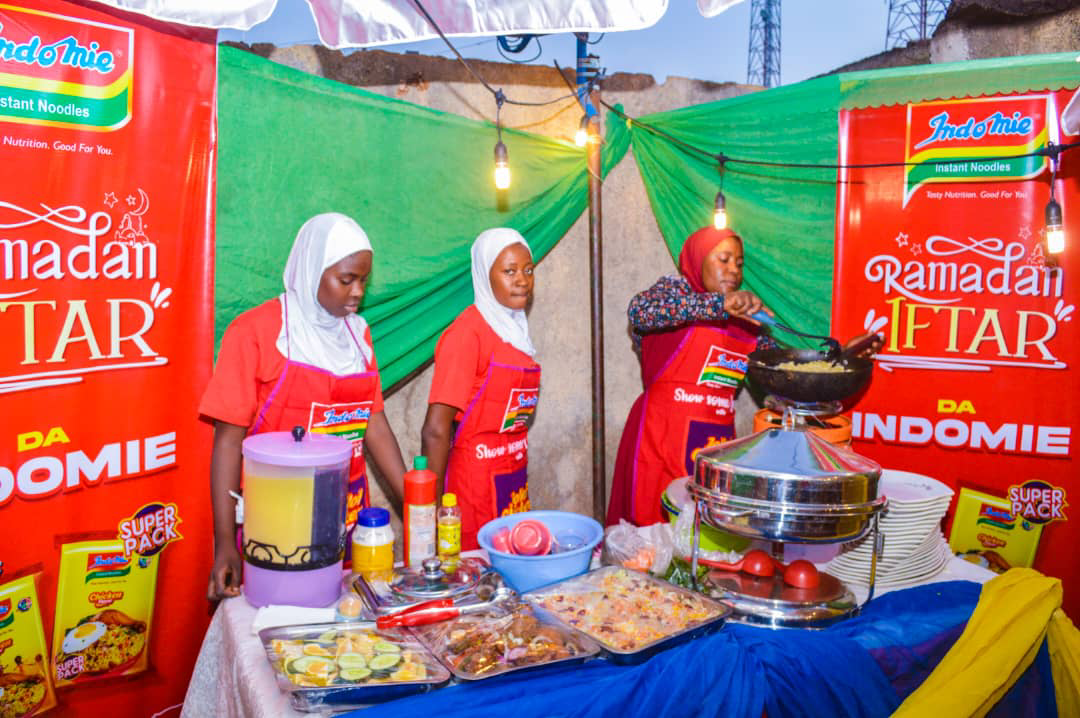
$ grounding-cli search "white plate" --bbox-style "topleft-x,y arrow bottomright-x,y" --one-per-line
829,534 -> 947,573
833,537 -> 950,575
878,469 -> 954,503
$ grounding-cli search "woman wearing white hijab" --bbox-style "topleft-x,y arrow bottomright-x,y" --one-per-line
200,213 -> 406,600
421,228 -> 540,550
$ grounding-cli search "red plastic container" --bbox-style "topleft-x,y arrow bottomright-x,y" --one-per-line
510,519 -> 553,555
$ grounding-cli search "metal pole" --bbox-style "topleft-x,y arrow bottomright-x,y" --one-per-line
577,36 -> 606,522
587,108 -> 605,522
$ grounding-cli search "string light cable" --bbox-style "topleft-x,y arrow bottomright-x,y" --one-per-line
599,99 -> 1080,171
1045,144 -> 1065,255
409,0 -> 578,108
600,99 -> 1076,248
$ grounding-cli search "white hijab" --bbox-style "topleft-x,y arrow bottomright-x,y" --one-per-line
471,228 -> 536,357
277,213 -> 374,375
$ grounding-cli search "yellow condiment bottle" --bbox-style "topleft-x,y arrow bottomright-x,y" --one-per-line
351,507 -> 395,582
437,493 -> 462,570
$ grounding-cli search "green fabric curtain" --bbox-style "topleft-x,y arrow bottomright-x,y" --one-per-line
627,52 -> 1080,343
216,46 -> 629,387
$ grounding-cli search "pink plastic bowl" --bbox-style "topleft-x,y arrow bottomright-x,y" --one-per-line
509,519 -> 553,556
491,527 -> 513,553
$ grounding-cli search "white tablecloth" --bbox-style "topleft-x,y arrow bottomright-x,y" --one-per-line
181,556 -> 995,717
182,596 -> 308,718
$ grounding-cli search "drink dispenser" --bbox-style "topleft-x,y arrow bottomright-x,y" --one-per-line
242,426 -> 352,607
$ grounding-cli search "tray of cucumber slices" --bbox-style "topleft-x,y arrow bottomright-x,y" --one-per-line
258,622 -> 450,712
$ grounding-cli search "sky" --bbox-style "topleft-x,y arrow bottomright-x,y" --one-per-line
219,1 -> 895,86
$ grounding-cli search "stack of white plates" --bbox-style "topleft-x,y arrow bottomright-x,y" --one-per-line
824,470 -> 955,589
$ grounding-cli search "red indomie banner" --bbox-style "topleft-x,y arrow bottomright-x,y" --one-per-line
0,1 -> 215,715
834,89 -> 1080,618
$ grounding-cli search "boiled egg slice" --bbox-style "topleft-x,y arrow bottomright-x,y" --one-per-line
62,621 -> 106,653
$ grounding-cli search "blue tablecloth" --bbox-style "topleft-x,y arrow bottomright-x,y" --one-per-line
346,581 -> 1056,718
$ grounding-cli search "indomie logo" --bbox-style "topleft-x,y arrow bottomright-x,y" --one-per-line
85,551 -> 130,582
913,111 -> 1033,149
501,388 -> 539,432
0,20 -> 115,73
697,346 -> 747,389
0,5 -> 133,130
975,503 -> 1016,531
314,407 -> 370,428
0,598 -> 10,629
902,95 -> 1050,206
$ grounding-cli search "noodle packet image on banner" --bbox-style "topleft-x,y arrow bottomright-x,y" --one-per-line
50,540 -> 159,688
0,571 -> 57,717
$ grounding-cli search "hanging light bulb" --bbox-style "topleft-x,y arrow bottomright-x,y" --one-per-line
1045,197 -> 1065,254
713,190 -> 728,230
493,140 -> 511,190
576,116 -> 589,147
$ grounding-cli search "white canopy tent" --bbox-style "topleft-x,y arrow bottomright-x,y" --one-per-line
93,0 -> 747,48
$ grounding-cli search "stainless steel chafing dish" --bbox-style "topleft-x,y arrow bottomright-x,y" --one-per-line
690,427 -> 885,543
687,400 -> 888,628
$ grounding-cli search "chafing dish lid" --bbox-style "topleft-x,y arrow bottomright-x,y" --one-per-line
695,428 -> 880,481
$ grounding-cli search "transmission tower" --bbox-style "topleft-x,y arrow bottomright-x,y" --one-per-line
886,0 -> 950,50
747,0 -> 781,88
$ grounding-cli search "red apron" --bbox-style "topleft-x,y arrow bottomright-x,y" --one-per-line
628,322 -> 758,526
250,299 -> 376,539
445,355 -> 541,550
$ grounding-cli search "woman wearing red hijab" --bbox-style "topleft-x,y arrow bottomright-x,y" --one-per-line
606,227 -> 774,527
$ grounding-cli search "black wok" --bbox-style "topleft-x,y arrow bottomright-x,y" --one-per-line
747,347 -> 874,404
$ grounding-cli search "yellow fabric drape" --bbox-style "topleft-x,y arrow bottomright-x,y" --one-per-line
1049,606 -> 1080,716
893,568 -> 1079,717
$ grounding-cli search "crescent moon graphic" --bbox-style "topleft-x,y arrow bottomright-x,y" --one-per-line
131,188 -> 149,216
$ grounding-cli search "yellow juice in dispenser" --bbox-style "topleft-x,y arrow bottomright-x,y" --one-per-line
244,471 -> 316,561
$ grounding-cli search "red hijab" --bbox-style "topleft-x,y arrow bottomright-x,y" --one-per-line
677,227 -> 740,293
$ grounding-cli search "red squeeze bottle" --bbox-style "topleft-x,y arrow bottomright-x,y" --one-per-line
403,456 -> 437,567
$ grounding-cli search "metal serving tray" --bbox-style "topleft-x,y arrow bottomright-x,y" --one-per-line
409,603 -> 601,681
258,621 -> 450,713
523,566 -> 732,664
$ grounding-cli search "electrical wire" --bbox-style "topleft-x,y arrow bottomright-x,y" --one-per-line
410,0 -> 578,108
497,35 -> 543,63
599,99 -> 1080,171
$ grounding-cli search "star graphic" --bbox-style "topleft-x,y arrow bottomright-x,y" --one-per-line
911,243 -> 923,256
894,232 -> 909,248
103,192 -> 118,208
1018,226 -> 1032,240
126,194 -> 137,206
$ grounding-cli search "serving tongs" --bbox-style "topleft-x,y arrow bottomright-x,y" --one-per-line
749,310 -> 842,358
749,311 -> 879,366
375,573 -> 517,629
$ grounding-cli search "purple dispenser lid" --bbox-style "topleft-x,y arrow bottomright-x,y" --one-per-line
242,426 -> 352,467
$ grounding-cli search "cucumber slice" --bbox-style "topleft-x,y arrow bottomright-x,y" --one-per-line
287,655 -> 330,675
336,653 -> 367,670
368,653 -> 401,671
339,667 -> 373,682
372,641 -> 401,654
317,631 -> 338,642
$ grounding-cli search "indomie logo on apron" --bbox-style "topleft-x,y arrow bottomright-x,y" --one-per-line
696,345 -> 748,389
500,388 -> 539,432
309,401 -> 372,445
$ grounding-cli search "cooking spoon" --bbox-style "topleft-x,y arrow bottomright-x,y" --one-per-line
702,549 -> 777,578
749,310 -> 842,358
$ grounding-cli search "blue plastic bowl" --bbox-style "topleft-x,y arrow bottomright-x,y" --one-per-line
477,510 -> 603,593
